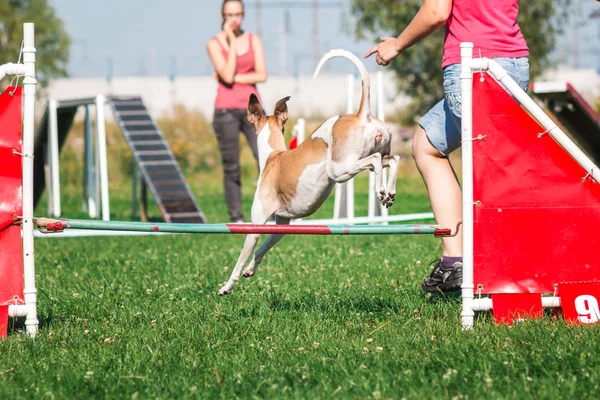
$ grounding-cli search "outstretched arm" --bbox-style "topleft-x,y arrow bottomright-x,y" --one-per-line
364,0 -> 452,66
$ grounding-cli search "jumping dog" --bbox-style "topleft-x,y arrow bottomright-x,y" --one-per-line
218,49 -> 400,295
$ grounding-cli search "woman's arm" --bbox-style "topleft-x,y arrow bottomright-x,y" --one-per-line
207,32 -> 238,85
233,35 -> 267,84
395,0 -> 452,52
364,0 -> 452,65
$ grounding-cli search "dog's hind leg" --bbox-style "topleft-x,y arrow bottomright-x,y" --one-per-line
218,197 -> 278,295
381,154 -> 400,208
242,216 -> 290,278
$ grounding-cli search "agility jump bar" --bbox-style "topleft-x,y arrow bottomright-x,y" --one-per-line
33,218 -> 453,237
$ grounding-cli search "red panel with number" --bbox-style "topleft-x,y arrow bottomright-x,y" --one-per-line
472,75 -> 600,294
558,282 -> 600,325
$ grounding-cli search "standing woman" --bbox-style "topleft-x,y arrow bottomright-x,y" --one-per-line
364,0 -> 529,293
207,0 -> 267,223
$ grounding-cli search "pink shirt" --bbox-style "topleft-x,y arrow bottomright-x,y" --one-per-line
442,0 -> 529,68
214,33 -> 261,110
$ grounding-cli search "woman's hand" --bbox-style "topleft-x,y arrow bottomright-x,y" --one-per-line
364,37 -> 402,66
223,22 -> 237,43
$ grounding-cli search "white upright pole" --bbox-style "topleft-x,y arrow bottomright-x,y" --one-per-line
333,181 -> 343,219
368,72 -> 378,221
297,118 -> 305,144
347,178 -> 354,220
334,74 -> 355,220
84,105 -> 95,217
96,94 -> 110,221
460,43 -> 475,330
345,73 -> 355,221
367,176 -> 375,218
22,22 -> 39,337
45,125 -> 53,216
48,98 -> 60,217
370,71 -> 389,224
378,72 -> 389,223
292,117 -> 306,222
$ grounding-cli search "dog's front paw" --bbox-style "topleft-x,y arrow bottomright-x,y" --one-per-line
378,189 -> 387,204
382,192 -> 396,208
218,283 -> 234,296
378,189 -> 395,208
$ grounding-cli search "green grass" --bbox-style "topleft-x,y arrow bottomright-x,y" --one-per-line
2,175 -> 600,399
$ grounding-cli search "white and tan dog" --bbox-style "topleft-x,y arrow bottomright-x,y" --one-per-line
218,49 -> 400,295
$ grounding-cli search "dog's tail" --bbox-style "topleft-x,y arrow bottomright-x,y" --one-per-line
313,49 -> 371,119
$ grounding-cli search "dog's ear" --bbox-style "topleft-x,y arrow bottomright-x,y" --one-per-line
247,94 -> 263,127
274,96 -> 290,126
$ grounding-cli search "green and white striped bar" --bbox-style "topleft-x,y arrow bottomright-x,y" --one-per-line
35,218 -> 451,236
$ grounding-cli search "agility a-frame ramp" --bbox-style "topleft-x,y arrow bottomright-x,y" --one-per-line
34,95 -> 206,224
532,81 -> 600,163
460,44 -> 600,327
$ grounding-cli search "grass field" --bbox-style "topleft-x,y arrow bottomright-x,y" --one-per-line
2,174 -> 600,399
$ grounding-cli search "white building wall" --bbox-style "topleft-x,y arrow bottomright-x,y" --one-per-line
46,72 -> 411,120
45,66 -> 600,122
538,66 -> 600,102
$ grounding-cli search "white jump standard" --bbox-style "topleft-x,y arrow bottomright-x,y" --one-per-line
0,23 -> 38,337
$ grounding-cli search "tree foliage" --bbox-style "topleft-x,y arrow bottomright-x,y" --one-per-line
0,0 -> 71,88
351,0 -> 570,120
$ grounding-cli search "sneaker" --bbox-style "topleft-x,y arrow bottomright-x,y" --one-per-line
421,260 -> 463,293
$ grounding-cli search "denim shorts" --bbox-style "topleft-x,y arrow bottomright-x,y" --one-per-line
419,57 -> 530,156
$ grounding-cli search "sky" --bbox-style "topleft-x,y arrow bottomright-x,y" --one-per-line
51,0 -> 600,79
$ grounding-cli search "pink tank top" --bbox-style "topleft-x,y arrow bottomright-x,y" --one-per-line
442,0 -> 529,68
214,33 -> 261,110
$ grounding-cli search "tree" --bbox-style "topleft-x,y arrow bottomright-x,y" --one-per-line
0,0 -> 71,88
351,0 -> 570,120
